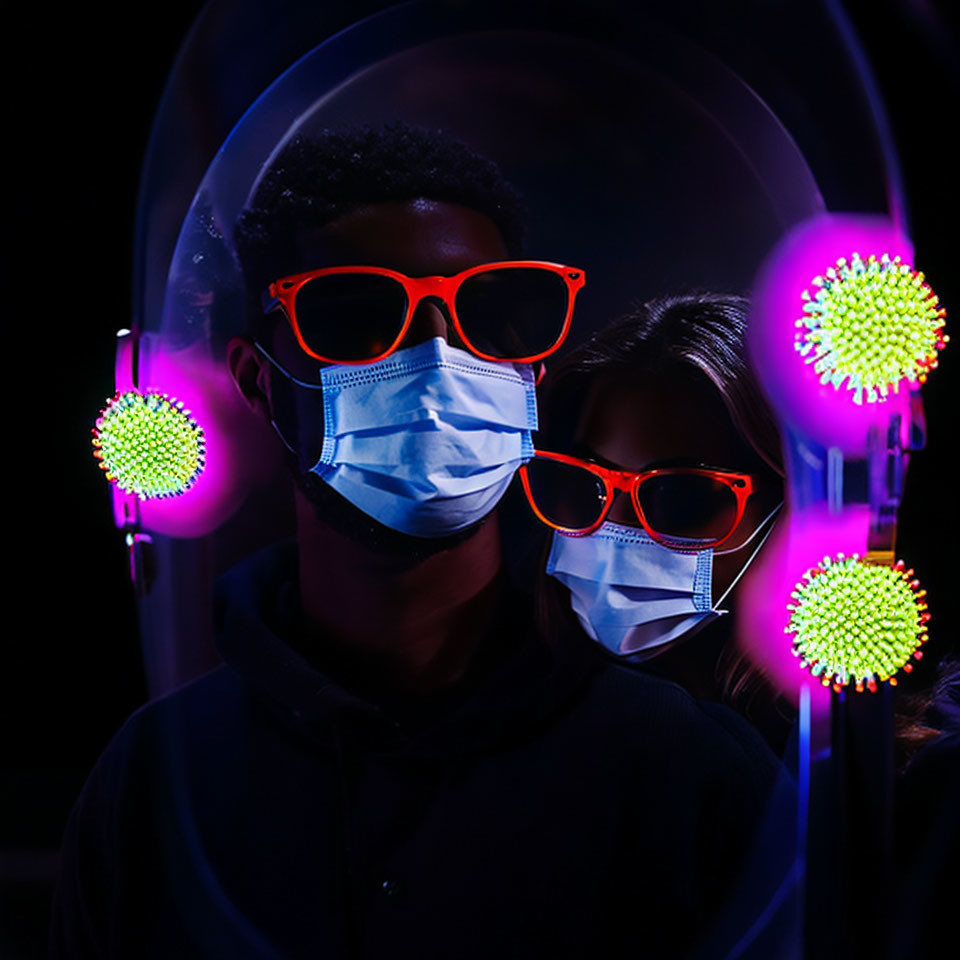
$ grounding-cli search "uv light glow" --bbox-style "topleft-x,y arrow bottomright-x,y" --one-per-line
795,253 -> 947,405
92,391 -> 206,500
787,554 -> 929,692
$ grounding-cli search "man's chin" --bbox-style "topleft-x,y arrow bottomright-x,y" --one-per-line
296,471 -> 487,560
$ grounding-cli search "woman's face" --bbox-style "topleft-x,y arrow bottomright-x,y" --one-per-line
573,362 -> 783,600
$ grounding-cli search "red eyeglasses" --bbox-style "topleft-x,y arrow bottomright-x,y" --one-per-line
262,261 -> 586,365
519,450 -> 756,551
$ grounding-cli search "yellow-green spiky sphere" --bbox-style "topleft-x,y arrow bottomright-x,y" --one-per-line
92,391 -> 205,500
795,253 -> 947,404
786,554 -> 929,691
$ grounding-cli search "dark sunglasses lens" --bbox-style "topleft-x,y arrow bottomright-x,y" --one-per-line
524,457 -> 606,531
636,474 -> 740,547
293,274 -> 407,361
455,267 -> 571,360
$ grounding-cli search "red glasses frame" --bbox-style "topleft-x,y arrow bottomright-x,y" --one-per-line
518,450 -> 756,549
263,260 -> 586,365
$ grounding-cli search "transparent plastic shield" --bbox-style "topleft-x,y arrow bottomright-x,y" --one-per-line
115,0 -> 906,708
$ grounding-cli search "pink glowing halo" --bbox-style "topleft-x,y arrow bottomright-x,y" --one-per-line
733,499 -> 876,713
110,330 -> 139,529
119,334 -> 287,538
749,214 -> 915,456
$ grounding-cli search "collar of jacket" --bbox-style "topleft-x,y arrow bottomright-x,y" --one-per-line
213,540 -> 601,760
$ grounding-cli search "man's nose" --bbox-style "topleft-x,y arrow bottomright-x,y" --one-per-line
607,489 -> 641,528
400,296 -> 467,352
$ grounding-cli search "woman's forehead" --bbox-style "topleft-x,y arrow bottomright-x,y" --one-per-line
574,365 -> 760,473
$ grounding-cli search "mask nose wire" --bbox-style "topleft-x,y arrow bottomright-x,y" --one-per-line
712,502 -> 784,611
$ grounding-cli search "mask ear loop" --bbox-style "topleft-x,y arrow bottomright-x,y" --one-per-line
253,341 -> 324,390
712,501 -> 783,612
252,341 -> 324,456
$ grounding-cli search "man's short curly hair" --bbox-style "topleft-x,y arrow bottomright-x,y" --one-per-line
234,122 -> 528,296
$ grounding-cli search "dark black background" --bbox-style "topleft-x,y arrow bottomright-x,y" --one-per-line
3,1 -> 957,956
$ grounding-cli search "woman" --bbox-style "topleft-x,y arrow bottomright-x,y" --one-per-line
517,292 -> 952,953
520,292 -> 793,750
512,292 -> 803,952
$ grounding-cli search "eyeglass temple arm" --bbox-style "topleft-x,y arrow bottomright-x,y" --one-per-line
261,287 -> 281,314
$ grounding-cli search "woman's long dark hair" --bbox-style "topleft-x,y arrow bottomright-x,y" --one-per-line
540,292 -> 783,476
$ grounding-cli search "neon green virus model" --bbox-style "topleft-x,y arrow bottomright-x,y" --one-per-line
787,554 -> 929,692
795,253 -> 947,404
92,391 -> 206,500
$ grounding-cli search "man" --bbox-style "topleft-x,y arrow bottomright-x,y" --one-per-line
51,123 -> 785,958
226,123 -> 546,696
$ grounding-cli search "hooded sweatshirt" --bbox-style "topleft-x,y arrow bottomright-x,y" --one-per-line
51,541 -> 785,959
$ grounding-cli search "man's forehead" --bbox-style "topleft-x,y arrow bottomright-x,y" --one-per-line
288,198 -> 508,275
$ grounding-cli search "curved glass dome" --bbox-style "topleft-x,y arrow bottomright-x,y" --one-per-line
117,0 -> 901,696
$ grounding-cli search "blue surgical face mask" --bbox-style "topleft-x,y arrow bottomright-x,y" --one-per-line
259,337 -> 537,538
546,507 -> 780,658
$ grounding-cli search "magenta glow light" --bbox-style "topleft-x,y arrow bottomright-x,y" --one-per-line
125,335 -> 286,538
787,554 -> 929,693
795,253 -> 947,404
749,214 -> 917,456
734,501 -> 874,712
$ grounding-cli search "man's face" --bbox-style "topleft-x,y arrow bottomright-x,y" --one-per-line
258,197 -> 513,551
267,197 -> 510,397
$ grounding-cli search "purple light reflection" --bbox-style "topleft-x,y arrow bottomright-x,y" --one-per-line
735,499 -> 876,710
110,330 -> 139,530
748,213 -> 914,457
129,336 -> 282,538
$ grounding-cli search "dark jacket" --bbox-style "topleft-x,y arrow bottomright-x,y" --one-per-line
51,542 -> 785,959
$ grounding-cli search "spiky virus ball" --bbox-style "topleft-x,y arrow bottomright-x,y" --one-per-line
787,554 -> 929,692
795,253 -> 947,404
92,391 -> 206,500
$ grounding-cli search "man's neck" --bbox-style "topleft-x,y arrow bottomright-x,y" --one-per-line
294,487 -> 504,695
